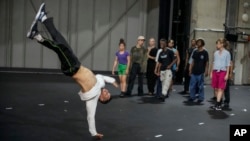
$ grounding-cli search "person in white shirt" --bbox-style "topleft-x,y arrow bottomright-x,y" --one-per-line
26,3 -> 118,139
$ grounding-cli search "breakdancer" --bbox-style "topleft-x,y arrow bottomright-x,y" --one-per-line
27,3 -> 118,139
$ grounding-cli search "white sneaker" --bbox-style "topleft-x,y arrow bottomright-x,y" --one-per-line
27,21 -> 38,39
35,3 -> 46,22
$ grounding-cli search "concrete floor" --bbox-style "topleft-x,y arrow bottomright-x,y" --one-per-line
0,72 -> 250,141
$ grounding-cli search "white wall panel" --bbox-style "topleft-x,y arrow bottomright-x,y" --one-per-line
146,0 -> 159,43
0,0 -> 148,71
41,0 -> 63,69
109,0 -> 127,70
126,1 -> 141,50
11,0 -> 26,67
93,0 -> 111,70
24,0 -> 43,68
77,0 -> 94,69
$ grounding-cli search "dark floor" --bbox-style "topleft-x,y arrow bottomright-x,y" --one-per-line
0,72 -> 250,141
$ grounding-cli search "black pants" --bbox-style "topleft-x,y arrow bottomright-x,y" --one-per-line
184,64 -> 190,92
224,80 -> 230,104
39,18 -> 81,76
126,63 -> 144,95
146,60 -> 157,93
156,77 -> 162,97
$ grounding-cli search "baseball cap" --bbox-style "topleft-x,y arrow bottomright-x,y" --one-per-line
137,36 -> 145,40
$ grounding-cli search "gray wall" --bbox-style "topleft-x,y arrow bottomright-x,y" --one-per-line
0,0 -> 151,71
146,0 -> 159,45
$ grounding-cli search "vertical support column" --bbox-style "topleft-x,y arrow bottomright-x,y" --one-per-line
234,43 -> 244,85
168,0 -> 174,39
6,0 -> 13,67
225,0 -> 241,84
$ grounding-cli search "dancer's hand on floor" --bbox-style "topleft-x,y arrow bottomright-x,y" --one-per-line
94,133 -> 103,140
113,82 -> 119,88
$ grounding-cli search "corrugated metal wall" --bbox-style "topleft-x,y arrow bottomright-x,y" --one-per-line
0,0 -> 148,71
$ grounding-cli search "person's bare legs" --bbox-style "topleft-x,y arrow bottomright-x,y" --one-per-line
119,75 -> 127,93
216,89 -> 224,104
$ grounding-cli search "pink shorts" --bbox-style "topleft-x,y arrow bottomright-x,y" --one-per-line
211,70 -> 227,90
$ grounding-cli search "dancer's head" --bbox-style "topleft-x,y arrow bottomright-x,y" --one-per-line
196,38 -> 205,48
216,38 -> 228,50
137,36 -> 145,47
148,38 -> 156,47
99,88 -> 112,104
167,39 -> 174,48
191,39 -> 196,47
119,38 -> 126,51
159,38 -> 167,49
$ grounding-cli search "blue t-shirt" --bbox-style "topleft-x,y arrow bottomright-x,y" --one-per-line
115,51 -> 130,65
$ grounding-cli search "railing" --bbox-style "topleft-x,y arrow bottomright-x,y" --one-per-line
191,28 -> 224,39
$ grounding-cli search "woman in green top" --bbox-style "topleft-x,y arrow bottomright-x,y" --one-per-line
112,39 -> 130,97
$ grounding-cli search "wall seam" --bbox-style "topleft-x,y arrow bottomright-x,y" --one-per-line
91,0 -> 96,70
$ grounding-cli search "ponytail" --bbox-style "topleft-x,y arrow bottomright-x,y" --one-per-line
119,38 -> 126,46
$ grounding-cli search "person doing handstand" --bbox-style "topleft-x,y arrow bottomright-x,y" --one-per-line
27,3 -> 118,139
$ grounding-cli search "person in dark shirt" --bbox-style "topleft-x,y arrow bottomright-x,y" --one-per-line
146,38 -> 158,95
179,39 -> 196,94
222,41 -> 234,108
188,39 -> 209,104
125,36 -> 147,96
154,39 -> 166,98
155,39 -> 177,102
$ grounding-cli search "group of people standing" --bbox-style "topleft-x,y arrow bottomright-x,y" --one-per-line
112,36 -> 233,110
112,36 -> 180,102
180,38 -> 233,110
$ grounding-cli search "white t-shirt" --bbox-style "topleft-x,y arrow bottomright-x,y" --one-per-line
155,49 -> 163,62
78,74 -> 115,136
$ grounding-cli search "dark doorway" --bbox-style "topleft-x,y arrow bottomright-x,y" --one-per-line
158,0 -> 192,84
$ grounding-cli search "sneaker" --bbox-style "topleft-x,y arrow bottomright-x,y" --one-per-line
210,105 -> 216,110
159,95 -> 165,102
208,97 -> 216,102
223,103 -> 229,108
27,21 -> 38,39
148,92 -> 154,96
210,104 -> 222,110
179,91 -> 189,95
119,92 -> 125,98
183,98 -> 194,104
167,90 -> 171,97
124,92 -> 131,97
197,100 -> 203,104
165,94 -> 169,98
215,105 -> 222,111
178,91 -> 188,94
211,97 -> 216,101
35,3 -> 46,22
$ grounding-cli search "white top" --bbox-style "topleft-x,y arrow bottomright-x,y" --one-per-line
78,74 -> 115,136
213,49 -> 231,71
155,49 -> 163,62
